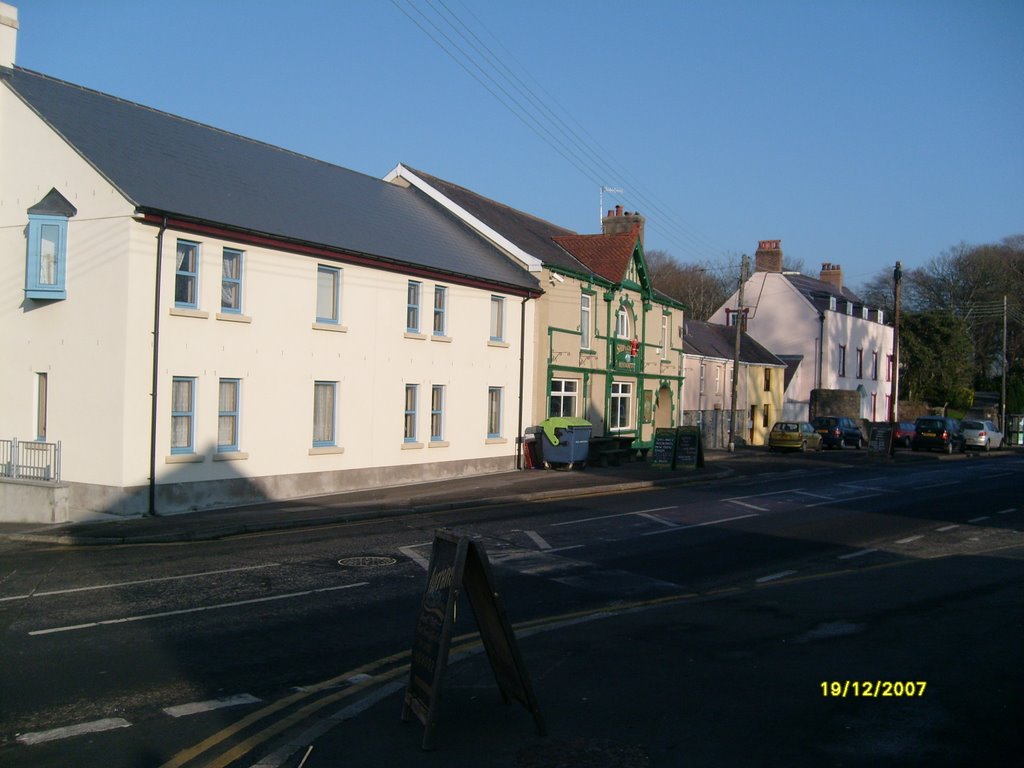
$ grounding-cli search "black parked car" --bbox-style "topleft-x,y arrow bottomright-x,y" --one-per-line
911,416 -> 964,454
811,416 -> 864,449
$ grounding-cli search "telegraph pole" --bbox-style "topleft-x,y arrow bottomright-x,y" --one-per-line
1002,295 -> 1008,433
728,254 -> 748,452
888,262 -> 902,457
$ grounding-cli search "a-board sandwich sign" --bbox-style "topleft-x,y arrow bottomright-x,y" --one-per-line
402,529 -> 546,750
651,427 -> 677,470
674,426 -> 705,469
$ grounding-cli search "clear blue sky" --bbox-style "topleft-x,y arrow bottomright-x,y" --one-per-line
11,0 -> 1023,292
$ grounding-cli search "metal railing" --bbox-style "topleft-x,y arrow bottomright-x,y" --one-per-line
0,438 -> 62,482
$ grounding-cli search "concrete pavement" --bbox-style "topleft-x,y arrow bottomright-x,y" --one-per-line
0,451 -> 745,546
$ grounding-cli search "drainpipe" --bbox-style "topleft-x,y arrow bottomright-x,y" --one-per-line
148,217 -> 167,516
516,295 -> 531,469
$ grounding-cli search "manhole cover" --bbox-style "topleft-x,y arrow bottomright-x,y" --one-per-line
337,556 -> 397,568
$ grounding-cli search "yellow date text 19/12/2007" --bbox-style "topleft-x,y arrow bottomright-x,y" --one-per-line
821,681 -> 927,698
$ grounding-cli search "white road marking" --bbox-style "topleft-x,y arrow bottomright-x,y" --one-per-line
725,499 -> 769,512
919,481 -> 960,489
996,508 -> 1016,515
838,548 -> 877,560
16,718 -> 131,745
804,493 -> 883,509
936,524 -> 960,532
28,582 -> 369,636
756,570 -> 798,584
0,563 -> 281,603
968,516 -> 990,523
399,544 -> 431,570
552,506 -> 677,528
634,512 -> 678,528
895,535 -> 924,544
525,530 -> 553,550
793,490 -> 831,500
642,513 -> 758,537
163,694 -> 261,718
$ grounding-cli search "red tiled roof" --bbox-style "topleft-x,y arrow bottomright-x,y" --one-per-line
551,232 -> 638,283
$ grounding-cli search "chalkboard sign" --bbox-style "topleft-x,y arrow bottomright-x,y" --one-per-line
651,428 -> 677,469
868,424 -> 894,456
674,426 -> 704,469
403,531 -> 466,748
403,530 -> 546,750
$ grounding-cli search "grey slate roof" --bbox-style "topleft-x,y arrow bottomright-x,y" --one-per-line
683,319 -> 785,367
2,67 -> 538,293
784,272 -> 861,307
402,166 -> 593,274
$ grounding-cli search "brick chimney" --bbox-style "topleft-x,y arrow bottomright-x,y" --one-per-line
602,205 -> 645,247
819,262 -> 843,293
754,239 -> 783,273
0,3 -> 17,69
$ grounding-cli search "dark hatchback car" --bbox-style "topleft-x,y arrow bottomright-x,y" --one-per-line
911,416 -> 964,454
811,416 -> 864,449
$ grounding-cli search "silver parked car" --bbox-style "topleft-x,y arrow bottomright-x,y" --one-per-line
960,419 -> 1004,451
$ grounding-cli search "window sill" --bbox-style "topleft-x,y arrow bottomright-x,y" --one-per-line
217,312 -> 252,324
165,453 -> 205,464
487,340 -> 510,349
404,332 -> 427,341
312,322 -> 348,333
431,335 -> 453,343
485,437 -> 508,445
580,348 -> 597,356
428,440 -> 450,448
170,307 -> 209,320
213,451 -> 249,461
402,442 -> 424,450
309,445 -> 344,455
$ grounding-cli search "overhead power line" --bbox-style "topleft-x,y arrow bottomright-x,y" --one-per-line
389,0 -> 727,261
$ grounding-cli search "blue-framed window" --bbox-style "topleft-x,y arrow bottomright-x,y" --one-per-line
25,189 -> 75,301
431,385 -> 445,442
404,384 -> 418,442
25,215 -> 69,300
316,265 -> 341,324
218,378 -> 240,452
171,377 -> 196,454
313,381 -> 337,447
221,249 -> 244,313
175,240 -> 200,309
433,285 -> 447,336
489,296 -> 505,341
487,386 -> 503,438
407,281 -> 421,333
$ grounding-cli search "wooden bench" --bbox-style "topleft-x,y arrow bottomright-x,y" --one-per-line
588,437 -> 636,467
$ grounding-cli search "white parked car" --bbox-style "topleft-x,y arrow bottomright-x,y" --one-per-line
960,419 -> 1004,451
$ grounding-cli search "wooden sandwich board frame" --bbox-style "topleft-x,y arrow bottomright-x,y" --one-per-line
402,529 -> 546,750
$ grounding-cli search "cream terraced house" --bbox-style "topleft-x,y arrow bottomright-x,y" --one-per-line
385,166 -> 687,450
0,21 -> 540,522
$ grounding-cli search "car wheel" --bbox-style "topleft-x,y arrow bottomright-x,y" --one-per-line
856,437 -> 863,449
945,441 -> 953,455
800,440 -> 807,453
984,439 -> 990,452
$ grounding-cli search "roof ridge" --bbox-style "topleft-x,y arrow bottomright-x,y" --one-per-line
11,66 -> 377,181
404,165 -> 577,235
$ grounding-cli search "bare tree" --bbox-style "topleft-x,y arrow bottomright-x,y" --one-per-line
645,249 -> 734,320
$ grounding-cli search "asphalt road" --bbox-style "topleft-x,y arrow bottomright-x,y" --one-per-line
1,451 -> 1021,767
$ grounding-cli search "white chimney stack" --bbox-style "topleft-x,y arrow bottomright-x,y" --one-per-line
0,3 -> 17,69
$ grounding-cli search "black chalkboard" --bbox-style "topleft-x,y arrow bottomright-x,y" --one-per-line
402,531 -> 466,748
674,426 -> 704,469
868,424 -> 894,455
403,530 -> 545,750
651,428 -> 677,469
